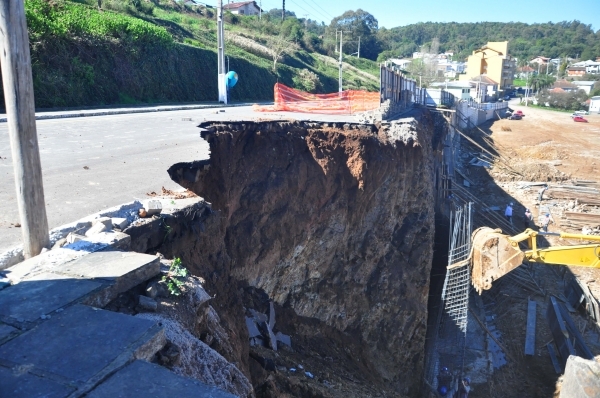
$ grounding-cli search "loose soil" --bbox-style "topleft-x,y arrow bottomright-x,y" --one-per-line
489,104 -> 600,181
457,104 -> 600,398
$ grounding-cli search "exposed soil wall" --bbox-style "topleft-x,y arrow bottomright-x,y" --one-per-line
163,116 -> 436,396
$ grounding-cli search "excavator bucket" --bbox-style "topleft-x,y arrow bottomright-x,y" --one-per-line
471,227 -> 525,294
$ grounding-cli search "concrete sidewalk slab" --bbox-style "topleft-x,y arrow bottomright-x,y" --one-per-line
4,231 -> 132,283
0,305 -> 164,384
0,323 -> 18,344
0,366 -> 75,398
87,360 -> 236,398
59,251 -> 160,307
0,272 -> 101,323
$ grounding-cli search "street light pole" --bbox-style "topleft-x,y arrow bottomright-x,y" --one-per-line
217,0 -> 227,103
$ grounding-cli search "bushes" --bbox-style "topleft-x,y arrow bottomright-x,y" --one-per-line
26,0 -> 171,45
537,89 -> 589,111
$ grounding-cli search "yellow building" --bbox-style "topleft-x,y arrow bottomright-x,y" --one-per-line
460,41 -> 516,95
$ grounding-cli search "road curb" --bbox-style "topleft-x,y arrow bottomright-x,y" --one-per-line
0,102 -> 257,123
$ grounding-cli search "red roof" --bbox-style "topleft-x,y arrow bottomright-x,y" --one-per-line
223,1 -> 258,9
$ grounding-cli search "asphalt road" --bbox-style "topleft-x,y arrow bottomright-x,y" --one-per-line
0,106 -> 356,253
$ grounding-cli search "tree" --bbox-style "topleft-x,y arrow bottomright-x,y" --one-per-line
326,10 -> 380,60
266,33 -> 298,72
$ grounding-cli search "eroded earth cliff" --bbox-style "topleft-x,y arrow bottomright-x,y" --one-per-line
163,115 -> 436,396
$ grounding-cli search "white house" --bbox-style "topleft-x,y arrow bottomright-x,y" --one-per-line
590,96 -> 600,114
572,81 -> 596,95
586,62 -> 600,74
388,58 -> 412,70
430,81 -> 472,100
223,1 -> 262,15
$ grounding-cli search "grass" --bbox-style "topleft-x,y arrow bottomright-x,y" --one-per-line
18,0 -> 380,109
513,78 -> 527,87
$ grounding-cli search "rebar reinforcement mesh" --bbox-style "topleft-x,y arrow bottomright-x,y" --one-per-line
424,202 -> 473,395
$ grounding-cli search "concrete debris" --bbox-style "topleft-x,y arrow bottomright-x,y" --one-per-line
276,331 -> 291,347
146,280 -> 167,299
111,217 -> 129,230
138,295 -> 158,311
246,305 -> 288,351
144,200 -> 163,216
85,222 -> 109,237
559,356 -> 600,397
136,313 -> 252,398
246,317 -> 261,338
92,217 -> 113,230
66,233 -> 86,244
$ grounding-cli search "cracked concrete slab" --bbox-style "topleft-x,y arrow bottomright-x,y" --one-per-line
0,305 -> 163,384
0,366 -> 75,398
87,360 -> 236,398
0,273 -> 101,323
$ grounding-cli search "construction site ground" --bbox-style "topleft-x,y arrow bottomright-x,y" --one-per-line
455,103 -> 600,397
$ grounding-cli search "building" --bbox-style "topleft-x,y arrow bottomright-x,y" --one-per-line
388,59 -> 412,70
530,56 -> 550,65
590,96 -> 600,113
552,80 -> 578,92
567,66 -> 586,77
586,62 -> 600,74
459,41 -> 516,94
430,81 -> 472,100
223,1 -> 262,15
572,81 -> 597,95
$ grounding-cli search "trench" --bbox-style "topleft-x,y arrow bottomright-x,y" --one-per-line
150,112 -> 450,397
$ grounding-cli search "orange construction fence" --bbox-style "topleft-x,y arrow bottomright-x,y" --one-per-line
253,83 -> 380,115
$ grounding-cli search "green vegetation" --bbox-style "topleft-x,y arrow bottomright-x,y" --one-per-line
513,78 -> 527,87
537,89 -> 589,111
16,1 -> 599,109
376,21 -> 600,62
162,257 -> 188,296
16,1 -> 379,109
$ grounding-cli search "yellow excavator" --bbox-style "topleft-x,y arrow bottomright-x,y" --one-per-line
471,227 -> 600,294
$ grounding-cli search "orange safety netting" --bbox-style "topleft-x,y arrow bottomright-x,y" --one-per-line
254,83 -> 380,115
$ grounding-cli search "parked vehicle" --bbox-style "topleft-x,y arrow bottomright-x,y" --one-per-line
573,116 -> 588,123
509,114 -> 522,120
503,95 -> 511,101
574,110 -> 589,116
515,110 -> 524,116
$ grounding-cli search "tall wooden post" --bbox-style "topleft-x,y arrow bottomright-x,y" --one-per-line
0,0 -> 50,257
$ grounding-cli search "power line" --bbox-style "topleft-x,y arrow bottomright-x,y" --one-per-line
304,0 -> 334,20
286,0 -> 324,24
292,0 -> 331,23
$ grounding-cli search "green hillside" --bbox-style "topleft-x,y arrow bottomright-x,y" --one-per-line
376,21 -> 600,62
16,0 -> 379,109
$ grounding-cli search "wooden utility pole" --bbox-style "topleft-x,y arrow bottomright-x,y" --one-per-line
0,0 -> 50,257
281,0 -> 285,20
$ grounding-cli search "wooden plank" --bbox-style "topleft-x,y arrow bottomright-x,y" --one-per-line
524,300 -> 537,355
546,343 -> 562,374
0,0 -> 50,257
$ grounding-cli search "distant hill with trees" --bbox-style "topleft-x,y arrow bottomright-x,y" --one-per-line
376,21 -> 600,63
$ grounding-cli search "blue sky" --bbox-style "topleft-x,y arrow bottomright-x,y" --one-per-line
253,0 -> 600,30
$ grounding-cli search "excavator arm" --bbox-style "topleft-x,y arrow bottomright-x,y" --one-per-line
471,227 -> 600,294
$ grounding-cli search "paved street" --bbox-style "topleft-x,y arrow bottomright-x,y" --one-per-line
0,105 -> 356,253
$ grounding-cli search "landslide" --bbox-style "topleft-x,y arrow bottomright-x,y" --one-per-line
161,116 -> 437,396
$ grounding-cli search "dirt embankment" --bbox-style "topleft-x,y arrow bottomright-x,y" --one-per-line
161,117 -> 437,396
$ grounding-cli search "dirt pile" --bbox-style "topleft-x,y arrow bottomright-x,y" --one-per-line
163,117 -> 437,396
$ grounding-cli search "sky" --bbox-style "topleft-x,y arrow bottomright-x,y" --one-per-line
251,0 -> 600,30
